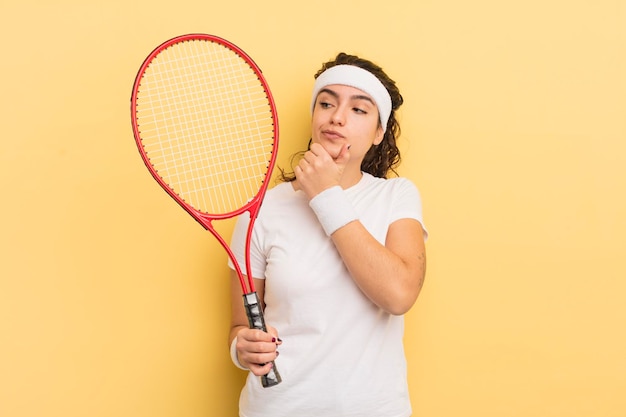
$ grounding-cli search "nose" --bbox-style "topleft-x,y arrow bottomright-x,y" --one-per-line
330,106 -> 346,125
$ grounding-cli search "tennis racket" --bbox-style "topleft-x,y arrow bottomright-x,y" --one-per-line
130,33 -> 281,387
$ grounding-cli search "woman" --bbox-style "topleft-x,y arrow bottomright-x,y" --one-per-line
228,52 -> 427,417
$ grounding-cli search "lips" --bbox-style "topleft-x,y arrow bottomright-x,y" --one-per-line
322,129 -> 345,140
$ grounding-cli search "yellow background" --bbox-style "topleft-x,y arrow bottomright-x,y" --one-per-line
1,0 -> 625,416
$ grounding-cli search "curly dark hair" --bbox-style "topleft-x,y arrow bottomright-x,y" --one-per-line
279,52 -> 404,181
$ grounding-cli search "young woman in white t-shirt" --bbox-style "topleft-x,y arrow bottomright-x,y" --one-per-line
228,52 -> 427,417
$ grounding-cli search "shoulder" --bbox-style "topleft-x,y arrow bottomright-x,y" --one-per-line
359,173 -> 425,227
263,181 -> 298,202
359,173 -> 421,198
258,181 -> 308,215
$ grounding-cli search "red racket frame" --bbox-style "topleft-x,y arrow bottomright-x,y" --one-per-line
130,33 -> 279,296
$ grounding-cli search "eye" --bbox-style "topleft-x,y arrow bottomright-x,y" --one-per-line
319,101 -> 332,108
352,107 -> 367,114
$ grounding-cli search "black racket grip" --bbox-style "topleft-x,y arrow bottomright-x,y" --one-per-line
243,292 -> 282,388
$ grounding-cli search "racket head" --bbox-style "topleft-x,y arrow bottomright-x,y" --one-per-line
131,34 -> 279,227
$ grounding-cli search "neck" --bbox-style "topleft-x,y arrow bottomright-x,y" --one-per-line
338,169 -> 363,189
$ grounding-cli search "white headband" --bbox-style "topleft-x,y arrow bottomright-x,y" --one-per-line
310,64 -> 392,132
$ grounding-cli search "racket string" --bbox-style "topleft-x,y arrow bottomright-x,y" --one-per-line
135,38 -> 275,215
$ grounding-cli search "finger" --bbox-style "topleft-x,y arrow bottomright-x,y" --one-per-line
266,326 -> 282,346
255,329 -> 278,343
240,328 -> 276,343
297,159 -> 311,177
335,143 -> 351,164
309,142 -> 323,156
240,340 -> 278,361
249,360 -> 276,377
310,142 -> 331,159
243,346 -> 277,362
236,340 -> 278,368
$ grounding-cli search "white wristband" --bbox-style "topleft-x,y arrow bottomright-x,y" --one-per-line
230,337 -> 249,371
309,186 -> 358,236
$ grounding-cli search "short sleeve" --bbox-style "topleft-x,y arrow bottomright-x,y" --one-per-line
390,178 -> 428,240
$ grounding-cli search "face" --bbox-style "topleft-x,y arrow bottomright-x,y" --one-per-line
311,84 -> 384,163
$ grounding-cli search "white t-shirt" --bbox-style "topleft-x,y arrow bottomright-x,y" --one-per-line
229,172 -> 426,417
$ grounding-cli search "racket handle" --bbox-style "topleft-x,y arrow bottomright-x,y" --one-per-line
243,292 -> 282,388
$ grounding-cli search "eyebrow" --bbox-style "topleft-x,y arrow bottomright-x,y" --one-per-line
319,87 -> 375,106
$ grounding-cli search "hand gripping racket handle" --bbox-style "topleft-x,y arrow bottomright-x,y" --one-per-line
243,292 -> 282,388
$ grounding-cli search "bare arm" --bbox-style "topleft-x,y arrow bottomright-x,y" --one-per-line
330,217 -> 426,315
229,271 -> 280,376
295,143 -> 426,315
